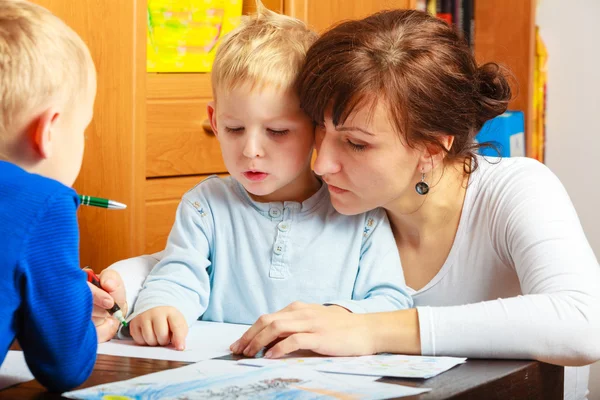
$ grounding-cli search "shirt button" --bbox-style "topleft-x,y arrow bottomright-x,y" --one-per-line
277,221 -> 290,232
269,207 -> 282,218
273,242 -> 284,255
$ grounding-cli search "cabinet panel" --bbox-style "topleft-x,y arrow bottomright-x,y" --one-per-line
146,99 -> 227,177
474,0 -> 535,156
147,73 -> 212,100
145,174 -> 227,253
33,0 -> 147,271
285,0 -> 415,32
145,199 -> 179,253
243,0 -> 283,14
147,175 -> 207,201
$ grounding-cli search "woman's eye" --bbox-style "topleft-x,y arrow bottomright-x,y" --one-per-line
267,129 -> 290,136
225,127 -> 244,133
347,139 -> 367,152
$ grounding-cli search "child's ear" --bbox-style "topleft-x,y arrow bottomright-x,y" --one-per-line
206,101 -> 219,138
31,108 -> 60,159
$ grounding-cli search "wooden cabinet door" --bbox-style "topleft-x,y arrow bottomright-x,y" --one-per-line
31,0 -> 147,271
284,0 -> 416,33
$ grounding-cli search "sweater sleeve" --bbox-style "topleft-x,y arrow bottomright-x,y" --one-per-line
17,193 -> 97,392
328,209 -> 413,313
131,198 -> 213,327
418,160 -> 600,366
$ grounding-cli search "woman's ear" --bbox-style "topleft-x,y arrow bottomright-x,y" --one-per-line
206,101 -> 219,138
31,108 -> 60,160
417,134 -> 454,173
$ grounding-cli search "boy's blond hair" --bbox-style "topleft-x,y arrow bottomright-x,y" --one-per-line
0,0 -> 94,147
211,1 -> 317,97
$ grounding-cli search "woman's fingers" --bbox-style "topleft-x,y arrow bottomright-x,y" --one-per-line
231,303 -> 313,354
231,313 -> 276,354
242,318 -> 314,357
264,333 -> 316,359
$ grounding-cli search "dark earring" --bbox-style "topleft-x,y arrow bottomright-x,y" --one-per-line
415,173 -> 430,195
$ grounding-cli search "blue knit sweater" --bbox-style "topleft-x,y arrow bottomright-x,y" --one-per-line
0,161 -> 97,392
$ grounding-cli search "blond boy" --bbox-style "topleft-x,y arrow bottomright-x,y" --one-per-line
128,4 -> 412,350
0,0 -> 97,392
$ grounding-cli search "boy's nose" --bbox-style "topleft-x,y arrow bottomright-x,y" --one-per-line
242,134 -> 265,159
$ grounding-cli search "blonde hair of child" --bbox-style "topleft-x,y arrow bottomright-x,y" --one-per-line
0,0 -> 94,153
211,1 -> 317,97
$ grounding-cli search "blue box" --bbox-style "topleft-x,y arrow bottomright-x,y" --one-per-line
475,111 -> 525,157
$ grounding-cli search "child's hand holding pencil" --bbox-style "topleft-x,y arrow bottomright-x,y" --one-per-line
86,269 -> 128,342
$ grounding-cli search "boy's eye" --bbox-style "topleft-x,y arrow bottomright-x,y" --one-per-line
347,139 -> 367,152
267,129 -> 290,136
225,127 -> 244,133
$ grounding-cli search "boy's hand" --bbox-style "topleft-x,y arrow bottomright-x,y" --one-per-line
129,306 -> 188,350
89,269 -> 128,343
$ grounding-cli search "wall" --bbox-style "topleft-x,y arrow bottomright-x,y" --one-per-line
536,0 -> 600,397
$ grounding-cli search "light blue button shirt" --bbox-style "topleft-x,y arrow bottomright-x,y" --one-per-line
132,176 -> 412,326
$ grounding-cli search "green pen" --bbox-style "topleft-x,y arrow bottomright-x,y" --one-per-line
78,195 -> 127,210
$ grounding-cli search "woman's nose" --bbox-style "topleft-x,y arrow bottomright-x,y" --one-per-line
313,133 -> 341,176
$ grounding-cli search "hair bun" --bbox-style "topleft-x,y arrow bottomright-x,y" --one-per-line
475,62 -> 512,128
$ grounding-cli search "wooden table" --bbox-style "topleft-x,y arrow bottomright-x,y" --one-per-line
0,353 -> 563,399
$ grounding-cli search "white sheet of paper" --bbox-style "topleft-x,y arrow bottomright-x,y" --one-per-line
64,360 -> 430,400
239,355 -> 356,368
315,354 -> 467,379
239,357 -> 382,383
98,320 -> 249,362
241,354 -> 466,379
0,351 -> 34,390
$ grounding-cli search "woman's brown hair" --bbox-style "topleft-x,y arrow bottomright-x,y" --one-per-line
298,9 -> 512,172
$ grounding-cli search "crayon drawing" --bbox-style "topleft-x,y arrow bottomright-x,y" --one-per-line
63,361 -> 430,400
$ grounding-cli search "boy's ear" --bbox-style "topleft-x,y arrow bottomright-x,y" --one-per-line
206,101 -> 219,138
31,108 -> 60,159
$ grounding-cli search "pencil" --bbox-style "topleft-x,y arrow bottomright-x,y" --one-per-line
78,195 -> 127,210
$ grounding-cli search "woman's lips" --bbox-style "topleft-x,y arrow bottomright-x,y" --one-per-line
327,184 -> 348,194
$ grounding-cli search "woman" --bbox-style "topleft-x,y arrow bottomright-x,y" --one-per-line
92,9 -> 600,399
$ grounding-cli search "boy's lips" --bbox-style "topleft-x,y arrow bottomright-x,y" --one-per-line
243,171 -> 269,182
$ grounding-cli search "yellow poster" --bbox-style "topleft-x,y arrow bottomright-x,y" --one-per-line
147,0 -> 243,72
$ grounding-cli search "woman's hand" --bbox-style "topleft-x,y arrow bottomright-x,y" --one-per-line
230,302 -> 378,359
88,269 -> 128,342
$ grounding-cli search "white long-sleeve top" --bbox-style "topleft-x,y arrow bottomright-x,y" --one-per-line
109,156 -> 600,400
415,156 -> 600,400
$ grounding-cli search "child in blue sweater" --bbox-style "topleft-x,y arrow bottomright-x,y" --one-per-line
0,0 -> 97,392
